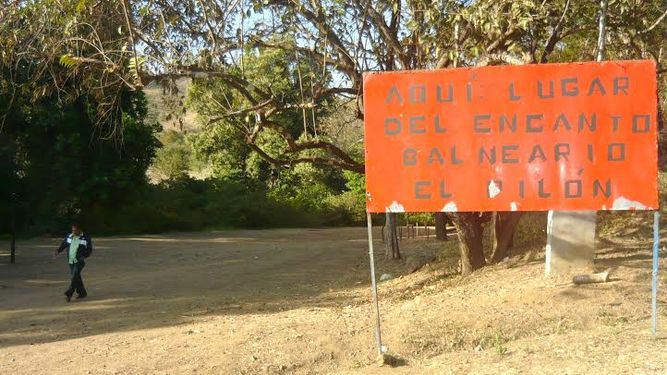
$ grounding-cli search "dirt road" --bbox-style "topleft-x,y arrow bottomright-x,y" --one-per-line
1,224 -> 666,374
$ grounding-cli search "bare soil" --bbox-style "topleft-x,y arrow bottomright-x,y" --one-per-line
1,217 -> 666,374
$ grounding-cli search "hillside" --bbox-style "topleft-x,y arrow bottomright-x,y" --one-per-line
143,78 -> 199,133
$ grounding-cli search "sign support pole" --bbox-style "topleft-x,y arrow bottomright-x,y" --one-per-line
366,212 -> 383,354
652,210 -> 660,336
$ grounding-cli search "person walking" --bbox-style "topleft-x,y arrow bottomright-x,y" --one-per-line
54,223 -> 93,302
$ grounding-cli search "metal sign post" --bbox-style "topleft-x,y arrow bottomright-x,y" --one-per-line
366,212 -> 383,354
652,210 -> 660,336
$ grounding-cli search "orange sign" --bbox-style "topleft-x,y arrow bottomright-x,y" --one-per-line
363,60 -> 658,213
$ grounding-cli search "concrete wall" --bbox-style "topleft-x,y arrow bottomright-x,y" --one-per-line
546,211 -> 596,275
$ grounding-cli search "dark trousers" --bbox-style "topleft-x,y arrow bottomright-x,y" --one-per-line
66,262 -> 87,297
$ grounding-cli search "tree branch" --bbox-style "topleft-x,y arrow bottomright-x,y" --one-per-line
596,0 -> 608,62
359,0 -> 410,69
143,69 -> 268,105
639,7 -> 667,34
121,0 -> 142,87
540,0 -> 571,63
245,141 -> 364,173
250,37 -> 357,76
238,116 -> 365,172
285,0 -> 358,79
486,25 -> 520,54
478,52 -> 525,66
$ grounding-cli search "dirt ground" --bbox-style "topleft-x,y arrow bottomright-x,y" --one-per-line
1,218 -> 666,374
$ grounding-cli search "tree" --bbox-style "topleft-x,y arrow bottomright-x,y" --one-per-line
384,213 -> 401,259
435,212 -> 449,241
2,0 -> 665,273
1,53 -> 159,234
0,106 -> 21,263
450,212 -> 489,274
489,212 -> 523,263
13,92 -> 159,232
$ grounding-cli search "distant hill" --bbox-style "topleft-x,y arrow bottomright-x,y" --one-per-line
143,77 -> 198,133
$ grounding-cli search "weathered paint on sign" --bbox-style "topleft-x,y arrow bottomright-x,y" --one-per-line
363,60 -> 658,213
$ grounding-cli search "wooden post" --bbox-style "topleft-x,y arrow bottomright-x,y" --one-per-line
366,213 -> 383,353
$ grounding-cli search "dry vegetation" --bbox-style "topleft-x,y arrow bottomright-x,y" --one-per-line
144,78 -> 198,133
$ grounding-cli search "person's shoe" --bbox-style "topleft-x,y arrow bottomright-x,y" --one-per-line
64,292 -> 72,302
76,293 -> 87,299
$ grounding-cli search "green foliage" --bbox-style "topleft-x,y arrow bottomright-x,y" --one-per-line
343,170 -> 365,194
175,45 -> 365,228
59,53 -> 81,69
319,170 -> 366,224
493,331 -> 508,355
88,176 -> 362,234
152,130 -> 191,181
269,163 -> 330,209
11,0 -> 665,239
0,84 -> 160,234
1,58 -> 364,237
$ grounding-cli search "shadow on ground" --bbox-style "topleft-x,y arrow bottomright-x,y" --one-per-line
0,227 -> 376,348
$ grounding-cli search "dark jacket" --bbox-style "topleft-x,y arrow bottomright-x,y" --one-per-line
56,233 -> 93,263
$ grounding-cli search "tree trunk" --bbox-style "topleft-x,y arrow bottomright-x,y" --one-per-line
392,219 -> 401,259
391,214 -> 400,259
380,220 -> 386,243
384,212 -> 401,259
10,223 -> 16,264
10,206 -> 16,264
450,212 -> 486,275
435,212 -> 448,241
490,212 -> 523,263
596,0 -> 608,62
384,213 -> 390,256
